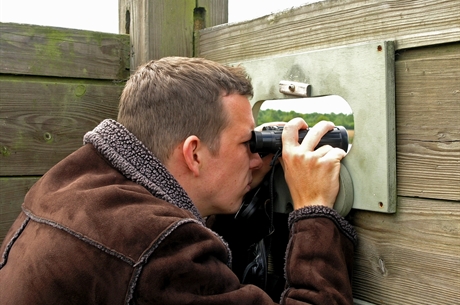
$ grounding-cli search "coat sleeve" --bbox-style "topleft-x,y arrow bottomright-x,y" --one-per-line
134,206 -> 356,305
281,205 -> 357,305
133,219 -> 277,305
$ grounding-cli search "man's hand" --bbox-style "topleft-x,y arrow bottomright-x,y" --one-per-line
280,118 -> 346,210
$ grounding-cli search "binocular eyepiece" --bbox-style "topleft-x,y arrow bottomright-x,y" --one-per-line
250,126 -> 349,154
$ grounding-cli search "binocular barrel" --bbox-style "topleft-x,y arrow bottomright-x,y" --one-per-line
250,126 -> 349,154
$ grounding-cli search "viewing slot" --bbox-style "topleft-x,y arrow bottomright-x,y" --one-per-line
255,95 -> 354,152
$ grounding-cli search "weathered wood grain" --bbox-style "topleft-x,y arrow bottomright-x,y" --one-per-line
197,0 -> 460,64
0,76 -> 123,176
0,22 -> 130,80
0,177 -> 39,245
119,0 -> 228,71
351,197 -> 460,305
197,0 -> 228,30
0,23 -> 129,246
395,43 -> 460,201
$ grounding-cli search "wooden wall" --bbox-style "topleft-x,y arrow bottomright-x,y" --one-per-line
197,0 -> 459,304
118,0 -> 228,71
0,23 -> 130,244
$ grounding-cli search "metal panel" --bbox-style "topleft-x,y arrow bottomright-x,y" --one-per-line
233,41 -> 396,213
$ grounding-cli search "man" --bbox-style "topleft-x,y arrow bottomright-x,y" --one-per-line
0,57 -> 356,304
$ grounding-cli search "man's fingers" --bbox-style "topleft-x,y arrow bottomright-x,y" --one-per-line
255,121 -> 286,131
281,118 -> 308,149
299,120 -> 335,152
314,145 -> 347,160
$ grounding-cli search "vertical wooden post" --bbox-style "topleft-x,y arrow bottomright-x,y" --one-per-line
119,0 -> 228,72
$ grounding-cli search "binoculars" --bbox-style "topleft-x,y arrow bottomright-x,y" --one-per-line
250,125 -> 349,154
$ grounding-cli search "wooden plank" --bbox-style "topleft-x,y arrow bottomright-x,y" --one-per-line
197,0 -> 229,29
119,0 -> 147,71
395,43 -> 460,201
0,76 -> 123,176
0,177 -> 39,245
119,0 -> 228,71
351,197 -> 460,304
197,0 -> 460,64
0,22 -> 130,80
119,0 -> 197,71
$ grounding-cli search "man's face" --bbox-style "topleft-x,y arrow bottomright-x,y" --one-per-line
199,94 -> 262,216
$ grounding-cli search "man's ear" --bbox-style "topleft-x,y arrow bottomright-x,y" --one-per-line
183,135 -> 202,176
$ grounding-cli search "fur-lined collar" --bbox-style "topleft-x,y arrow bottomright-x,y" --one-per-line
83,119 -> 204,224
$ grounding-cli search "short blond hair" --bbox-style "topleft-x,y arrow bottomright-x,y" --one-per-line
118,57 -> 253,162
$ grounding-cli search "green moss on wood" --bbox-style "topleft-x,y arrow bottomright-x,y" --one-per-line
1,23 -> 130,80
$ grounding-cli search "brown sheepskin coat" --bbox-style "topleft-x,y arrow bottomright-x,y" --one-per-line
0,119 -> 357,304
